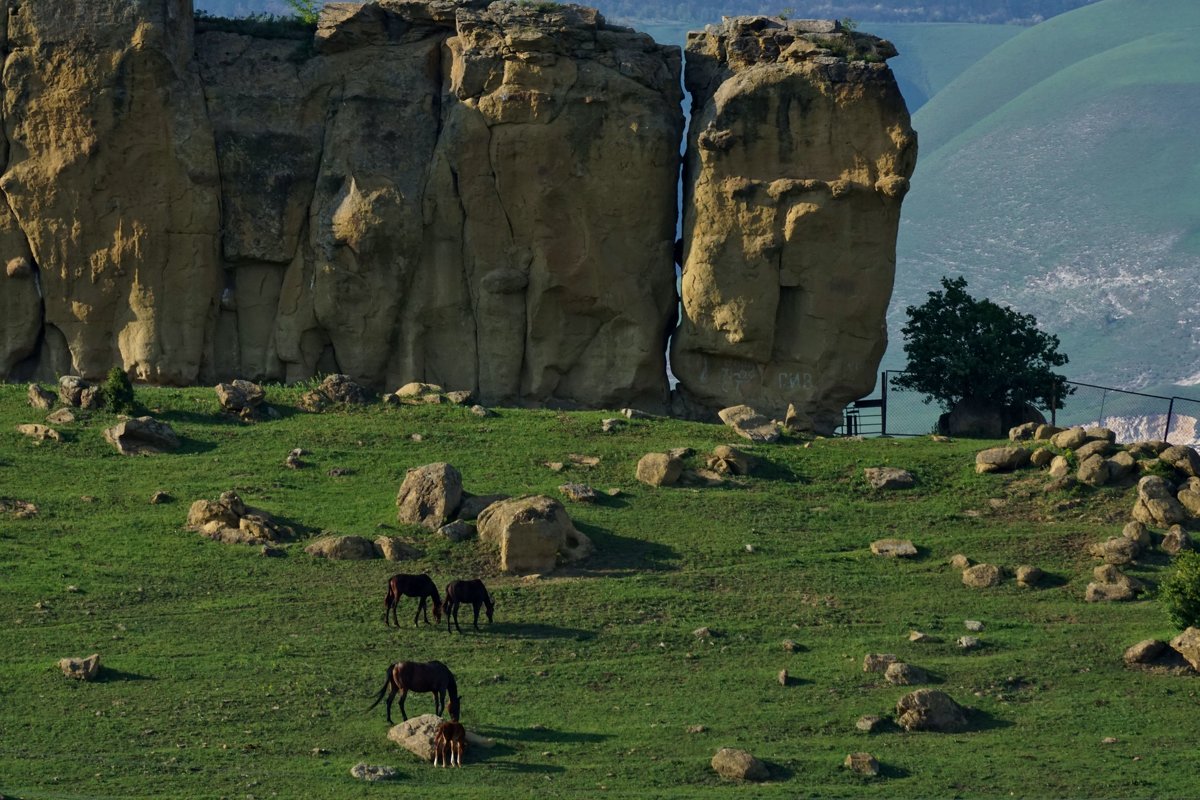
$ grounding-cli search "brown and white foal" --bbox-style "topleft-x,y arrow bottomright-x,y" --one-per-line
433,720 -> 467,767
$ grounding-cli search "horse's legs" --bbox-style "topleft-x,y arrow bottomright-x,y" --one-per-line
397,688 -> 409,722
434,688 -> 445,716
471,600 -> 481,631
445,599 -> 454,632
452,602 -> 463,633
385,683 -> 398,725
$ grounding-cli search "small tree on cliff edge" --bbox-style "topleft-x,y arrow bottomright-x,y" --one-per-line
893,276 -> 1071,415
284,0 -> 321,25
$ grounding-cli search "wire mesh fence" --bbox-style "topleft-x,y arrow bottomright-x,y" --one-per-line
838,371 -> 1200,445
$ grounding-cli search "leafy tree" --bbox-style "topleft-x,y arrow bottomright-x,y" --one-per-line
102,366 -> 139,415
893,276 -> 1070,413
1160,551 -> 1200,630
283,0 -> 320,25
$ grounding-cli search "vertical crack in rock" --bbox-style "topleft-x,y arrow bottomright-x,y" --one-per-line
671,17 -> 916,431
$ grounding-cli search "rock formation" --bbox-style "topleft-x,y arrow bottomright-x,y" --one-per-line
0,2 -> 913,430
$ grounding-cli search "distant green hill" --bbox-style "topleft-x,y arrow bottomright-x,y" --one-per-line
891,0 -> 1200,390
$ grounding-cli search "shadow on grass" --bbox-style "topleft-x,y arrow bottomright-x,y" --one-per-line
96,667 -> 155,683
488,622 -> 596,641
764,760 -> 795,781
569,522 -> 678,575
877,761 -> 912,779
966,707 -> 1013,732
479,725 -> 610,744
751,456 -> 803,484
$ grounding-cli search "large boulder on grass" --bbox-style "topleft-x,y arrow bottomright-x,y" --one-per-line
636,452 -> 683,487
103,417 -> 180,455
477,495 -> 593,573
717,405 -> 779,443
864,467 -> 915,490
386,714 -> 491,762
215,380 -> 265,414
1169,627 -> 1200,671
27,383 -> 55,410
975,447 -> 1030,474
1160,446 -> 1200,479
396,463 -> 463,530
58,375 -> 99,408
711,747 -> 768,781
1132,476 -> 1186,527
58,653 -> 101,681
305,535 -> 379,560
895,689 -> 968,732
962,563 -> 1003,588
1085,565 -> 1143,602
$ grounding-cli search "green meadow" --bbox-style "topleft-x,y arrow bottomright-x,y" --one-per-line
0,384 -> 1191,798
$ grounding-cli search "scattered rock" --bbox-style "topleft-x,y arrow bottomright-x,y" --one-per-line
975,447 -> 1031,474
387,714 -> 444,762
863,653 -> 898,673
58,653 -> 101,681
962,563 -> 1002,588
349,763 -> 398,781
103,417 -> 180,455
445,390 -> 473,405
777,669 -> 789,686
621,408 -> 654,420
957,636 -> 981,650
1169,627 -> 1200,671
16,423 -> 61,442
843,752 -> 880,776
949,554 -> 972,570
215,379 -> 267,418
864,467 -> 915,490
686,725 -> 707,734
1123,521 -> 1152,549
1085,564 -> 1144,602
568,454 -> 602,468
636,452 -> 683,487
559,483 -> 598,503
964,620 -> 984,632
305,535 -> 379,560
45,407 -> 77,425
711,747 -> 768,781
375,536 -> 422,561
1123,639 -> 1167,666
284,450 -> 306,469
1162,525 -> 1193,555
27,383 -> 55,410
456,494 -> 509,521
870,539 -> 917,558
1050,427 -> 1087,450
1132,475 -> 1186,528
895,689 -> 968,732
855,715 -> 885,733
717,405 -> 779,443
469,404 -> 494,418
187,491 -> 294,545
149,491 -> 172,505
1090,536 -> 1139,565
601,418 -> 624,432
1015,565 -> 1043,587
885,662 -> 927,685
693,627 -> 713,639
396,462 -> 463,530
909,630 -> 931,643
439,519 -> 475,542
477,495 -> 593,573
707,444 -> 755,476
327,467 -> 353,477
0,498 -> 39,518
782,639 -> 800,653
58,376 -> 99,408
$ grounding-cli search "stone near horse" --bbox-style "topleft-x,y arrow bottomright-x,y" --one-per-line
16,423 -> 60,442
438,520 -> 475,542
975,447 -> 1031,474
103,417 -> 180,455
305,535 -> 379,560
27,383 -> 54,410
387,714 -> 445,762
1169,627 -> 1200,671
1162,525 -> 1193,555
962,563 -> 1002,588
1132,476 -> 1186,528
396,462 -> 463,530
870,539 -> 917,558
477,495 -> 593,574
1050,427 -> 1088,450
863,653 -> 898,673
349,763 -> 398,781
58,653 -> 101,681
864,467 -> 915,490
636,452 -> 683,487
375,536 -> 422,561
717,405 -> 780,443
844,752 -> 880,776
885,662 -> 927,685
895,689 -> 968,732
711,747 -> 768,781
1016,565 -> 1043,587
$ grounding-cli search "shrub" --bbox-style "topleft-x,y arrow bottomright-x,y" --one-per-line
1160,551 -> 1200,630
283,0 -> 321,25
102,366 -> 138,415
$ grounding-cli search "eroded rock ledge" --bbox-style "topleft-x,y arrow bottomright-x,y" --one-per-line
0,2 -> 914,432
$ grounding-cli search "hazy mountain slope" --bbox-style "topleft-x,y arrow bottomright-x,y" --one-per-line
892,0 -> 1200,389
869,23 -> 1021,110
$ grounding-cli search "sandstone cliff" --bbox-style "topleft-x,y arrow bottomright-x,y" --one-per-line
0,2 -> 913,430
670,17 -> 917,429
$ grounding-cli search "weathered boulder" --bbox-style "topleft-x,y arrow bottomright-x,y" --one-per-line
1123,521 -> 1152,548
1169,627 -> 1200,671
1016,564 -> 1043,587
46,408 -> 77,425
187,491 -> 293,545
843,752 -> 880,776
636,453 -> 684,487
1009,422 -> 1039,441
305,535 -> 379,560
707,445 -> 755,476
1178,487 -> 1200,518
27,384 -> 55,410
438,520 -> 476,543
870,539 -> 917,558
1048,455 -> 1071,479
1124,639 -> 1167,666
1075,439 -> 1113,462
670,16 -> 915,432
1029,448 -> 1055,468
1050,427 -> 1088,450
1160,446 -> 1200,479
1107,451 -> 1137,481
711,747 -> 769,781
895,689 -> 968,732
375,536 -> 422,561
456,494 -> 509,522
962,563 -> 1002,588
717,405 -> 780,443
949,554 -> 972,570
58,653 -> 101,681
477,495 -> 593,573
349,763 -> 398,782
215,380 -> 266,414
58,376 -> 100,409
1132,475 -> 1186,528
975,447 -> 1031,474
864,467 -> 915,490
103,417 -> 181,455
1162,525 -> 1193,555
862,653 -> 898,673
1090,537 -> 1139,565
885,662 -> 927,685
16,424 -> 60,442
559,483 -> 599,503
1084,426 -> 1116,443
299,374 -> 371,411
1076,454 -> 1110,487
1085,564 -> 1143,602
396,463 -> 463,530
1034,424 -> 1062,440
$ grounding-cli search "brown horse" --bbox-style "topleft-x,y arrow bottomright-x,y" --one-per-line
368,659 -> 460,724
383,573 -> 442,627
433,720 -> 467,767
444,579 -> 494,633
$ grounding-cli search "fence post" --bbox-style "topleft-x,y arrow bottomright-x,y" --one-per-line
1164,397 -> 1175,444
881,371 -> 888,436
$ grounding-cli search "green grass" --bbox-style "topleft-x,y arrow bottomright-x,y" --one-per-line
0,384 -> 1192,798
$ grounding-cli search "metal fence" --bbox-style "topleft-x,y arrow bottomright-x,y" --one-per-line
838,371 -> 1200,445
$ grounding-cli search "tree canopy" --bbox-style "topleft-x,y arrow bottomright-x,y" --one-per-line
893,276 -> 1070,412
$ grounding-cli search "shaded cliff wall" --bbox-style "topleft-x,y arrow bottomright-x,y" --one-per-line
671,18 -> 917,429
0,1 -> 915,429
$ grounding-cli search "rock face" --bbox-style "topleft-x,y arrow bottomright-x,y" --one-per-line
670,17 -> 915,430
1,5 -> 909,424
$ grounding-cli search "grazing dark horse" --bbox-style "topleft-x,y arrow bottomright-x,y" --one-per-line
444,579 -> 494,633
433,720 -> 467,767
368,659 -> 460,724
383,573 -> 442,627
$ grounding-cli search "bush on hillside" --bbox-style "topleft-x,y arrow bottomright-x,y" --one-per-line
1160,551 -> 1200,630
102,366 -> 139,415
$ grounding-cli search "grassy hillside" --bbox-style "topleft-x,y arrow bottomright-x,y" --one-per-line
1,385 -> 1195,798
890,0 -> 1200,389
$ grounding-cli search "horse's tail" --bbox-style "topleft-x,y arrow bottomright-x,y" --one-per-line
382,579 -> 396,621
367,664 -> 393,712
